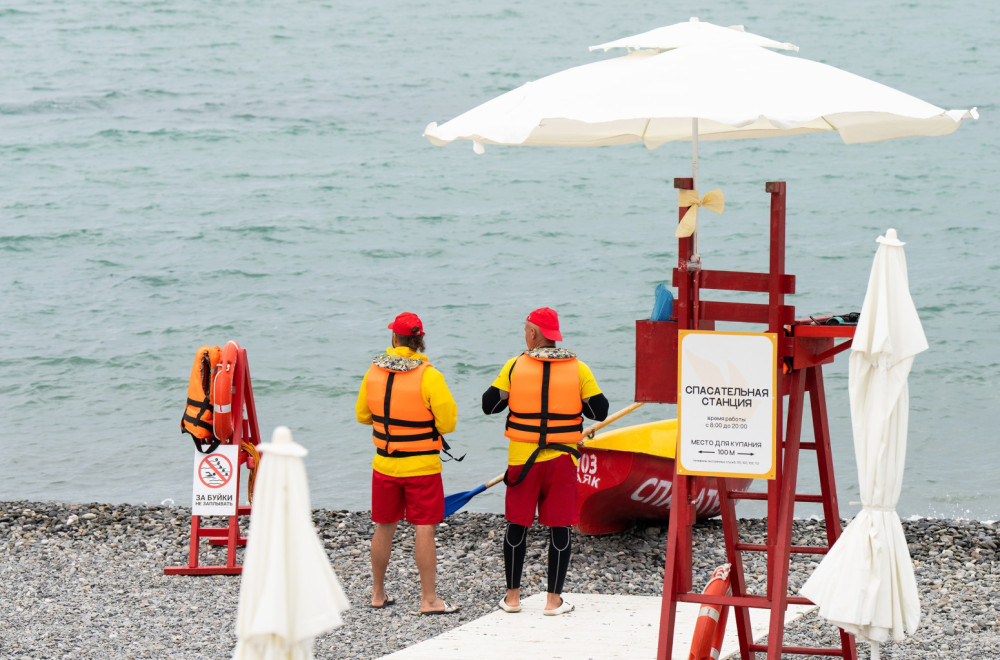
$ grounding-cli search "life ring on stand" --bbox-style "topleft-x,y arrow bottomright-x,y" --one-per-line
212,340 -> 240,441
688,563 -> 732,660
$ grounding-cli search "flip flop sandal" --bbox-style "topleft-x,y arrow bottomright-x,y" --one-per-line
370,597 -> 396,609
416,601 -> 460,615
543,598 -> 574,616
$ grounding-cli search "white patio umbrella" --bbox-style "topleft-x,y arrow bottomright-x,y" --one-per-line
424,18 -> 976,258
424,38 -> 977,154
588,16 -> 799,53
234,426 -> 350,660
800,228 -> 928,659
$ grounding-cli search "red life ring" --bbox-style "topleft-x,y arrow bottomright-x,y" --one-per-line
688,563 -> 731,660
212,340 -> 240,441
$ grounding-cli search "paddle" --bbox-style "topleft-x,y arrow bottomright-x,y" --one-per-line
443,473 -> 506,517
443,402 -> 645,517
580,401 -> 644,440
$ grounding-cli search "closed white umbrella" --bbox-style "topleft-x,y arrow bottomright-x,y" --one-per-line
234,427 -> 350,660
800,228 -> 927,658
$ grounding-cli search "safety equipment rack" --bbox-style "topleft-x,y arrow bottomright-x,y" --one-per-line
642,179 -> 858,659
164,346 -> 260,576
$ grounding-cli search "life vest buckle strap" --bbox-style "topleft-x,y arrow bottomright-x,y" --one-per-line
538,440 -> 581,459
503,442 -> 579,488
181,413 -> 214,433
505,420 -> 582,435
507,409 -> 583,421
370,414 -> 436,429
441,438 -> 465,462
191,435 -> 221,455
375,447 -> 440,458
503,446 -> 542,488
373,429 -> 439,442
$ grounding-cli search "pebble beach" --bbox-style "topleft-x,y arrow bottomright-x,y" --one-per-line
2,501 -> 998,659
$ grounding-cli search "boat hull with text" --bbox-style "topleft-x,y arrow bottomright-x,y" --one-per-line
575,419 -> 753,535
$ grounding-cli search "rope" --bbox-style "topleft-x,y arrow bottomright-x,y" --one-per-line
240,440 -> 260,504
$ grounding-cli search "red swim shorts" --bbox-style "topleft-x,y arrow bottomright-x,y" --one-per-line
371,471 -> 444,525
504,454 -> 579,527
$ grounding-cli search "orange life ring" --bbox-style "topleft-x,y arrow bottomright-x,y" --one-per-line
212,340 -> 240,441
688,563 -> 731,660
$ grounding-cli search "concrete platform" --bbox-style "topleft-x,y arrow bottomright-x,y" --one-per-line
380,593 -> 815,659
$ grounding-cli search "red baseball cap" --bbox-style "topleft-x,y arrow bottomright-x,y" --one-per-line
388,312 -> 424,336
526,307 -> 562,341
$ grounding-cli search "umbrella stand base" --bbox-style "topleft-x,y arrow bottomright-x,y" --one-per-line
655,180 -> 858,660
165,347 -> 262,577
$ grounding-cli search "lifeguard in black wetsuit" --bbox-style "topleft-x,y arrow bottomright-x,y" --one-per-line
482,307 -> 609,616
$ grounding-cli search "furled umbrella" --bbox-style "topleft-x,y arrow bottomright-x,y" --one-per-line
234,426 -> 350,660
800,228 -> 928,659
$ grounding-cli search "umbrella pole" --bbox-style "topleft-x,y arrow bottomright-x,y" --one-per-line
691,118 -> 700,260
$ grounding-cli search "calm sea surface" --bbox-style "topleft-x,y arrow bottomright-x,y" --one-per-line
2,0 -> 997,520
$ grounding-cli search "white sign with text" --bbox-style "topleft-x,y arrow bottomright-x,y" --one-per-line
191,445 -> 239,516
677,331 -> 777,479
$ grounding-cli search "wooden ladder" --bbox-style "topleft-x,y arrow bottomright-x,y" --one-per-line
655,179 -> 858,659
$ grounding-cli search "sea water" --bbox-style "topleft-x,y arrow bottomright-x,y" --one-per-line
2,0 -> 997,521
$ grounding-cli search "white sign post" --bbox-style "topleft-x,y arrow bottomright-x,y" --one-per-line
191,445 -> 239,516
677,330 -> 777,479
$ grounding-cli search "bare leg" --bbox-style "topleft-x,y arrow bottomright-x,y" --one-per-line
544,593 -> 564,610
415,524 -> 445,612
371,521 -> 397,607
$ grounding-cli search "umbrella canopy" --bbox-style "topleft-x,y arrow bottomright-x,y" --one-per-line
589,16 -> 799,53
800,228 -> 927,653
234,427 -> 350,660
424,41 -> 977,153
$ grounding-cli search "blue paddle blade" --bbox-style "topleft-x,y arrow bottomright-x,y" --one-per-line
443,483 -> 488,517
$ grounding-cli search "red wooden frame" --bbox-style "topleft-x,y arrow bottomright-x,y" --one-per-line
655,180 -> 858,659
164,348 -> 261,576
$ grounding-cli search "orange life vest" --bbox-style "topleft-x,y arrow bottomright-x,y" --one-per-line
181,344 -> 222,454
366,359 -> 443,457
505,352 -> 584,446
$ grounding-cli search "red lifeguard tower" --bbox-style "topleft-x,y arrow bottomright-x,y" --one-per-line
636,179 -> 858,659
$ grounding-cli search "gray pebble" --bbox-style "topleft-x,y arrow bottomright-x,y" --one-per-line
1,501 -> 997,658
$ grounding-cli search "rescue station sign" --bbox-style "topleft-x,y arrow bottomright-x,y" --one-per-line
677,330 -> 777,479
191,445 -> 239,516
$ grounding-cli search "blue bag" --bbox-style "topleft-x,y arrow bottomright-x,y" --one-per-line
650,283 -> 674,321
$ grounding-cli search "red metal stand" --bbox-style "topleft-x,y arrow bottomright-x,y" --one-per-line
164,348 -> 261,576
653,180 -> 858,659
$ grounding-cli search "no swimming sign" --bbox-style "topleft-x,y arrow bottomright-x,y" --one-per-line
191,445 -> 239,516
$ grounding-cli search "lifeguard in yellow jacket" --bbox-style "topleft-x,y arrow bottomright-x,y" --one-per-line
357,312 -> 459,615
482,307 -> 609,617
